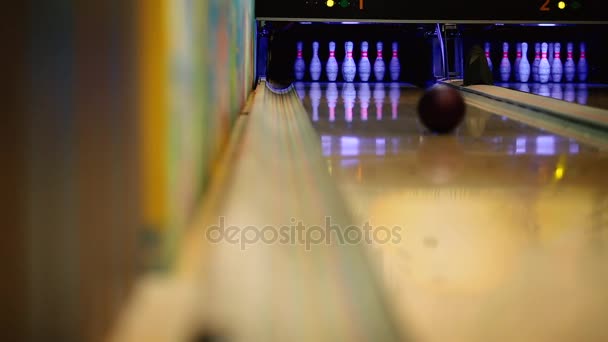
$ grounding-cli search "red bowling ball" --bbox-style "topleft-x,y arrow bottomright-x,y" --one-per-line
417,85 -> 466,134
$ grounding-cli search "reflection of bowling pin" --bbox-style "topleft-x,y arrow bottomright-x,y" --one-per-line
519,42 -> 531,83
326,41 -> 338,82
326,83 -> 338,121
577,42 -> 588,82
358,83 -> 371,120
389,42 -> 400,81
342,41 -> 357,82
294,41 -> 305,81
294,81 -> 305,101
499,42 -> 511,82
532,43 -> 541,82
373,83 -> 385,120
564,42 -> 575,82
539,42 -> 550,83
538,84 -> 550,97
551,42 -> 562,83
551,83 -> 563,100
514,43 -> 522,81
517,83 -> 530,93
358,41 -> 371,82
310,41 -> 322,81
374,42 -> 385,81
577,84 -> 588,104
564,83 -> 575,102
310,82 -> 321,121
548,42 -> 554,75
484,42 -> 493,72
342,83 -> 356,122
389,82 -> 400,120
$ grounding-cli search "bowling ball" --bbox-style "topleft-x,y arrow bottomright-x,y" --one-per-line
417,85 -> 466,134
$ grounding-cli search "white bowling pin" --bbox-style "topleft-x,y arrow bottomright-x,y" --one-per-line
374,42 -> 386,81
309,41 -> 322,81
326,41 -> 339,82
577,83 -> 588,104
310,82 -> 321,121
326,83 -> 338,121
551,42 -> 563,83
548,43 -> 554,74
539,42 -> 551,83
390,82 -> 400,120
358,83 -> 371,120
389,42 -> 400,81
564,42 -> 575,82
564,83 -> 575,102
519,42 -> 531,83
514,43 -> 522,81
342,82 -> 356,121
358,41 -> 371,82
532,43 -> 541,82
551,83 -> 563,100
484,42 -> 493,71
294,41 -> 305,81
577,42 -> 588,82
499,42 -> 511,82
342,41 -> 357,82
373,83 -> 385,120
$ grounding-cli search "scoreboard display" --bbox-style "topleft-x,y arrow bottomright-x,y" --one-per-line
256,0 -> 608,22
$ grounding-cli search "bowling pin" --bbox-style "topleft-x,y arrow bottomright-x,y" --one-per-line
564,42 -> 575,82
342,83 -> 356,121
551,83 -> 563,100
514,42 -> 522,81
548,42 -> 554,74
310,82 -> 321,121
539,42 -> 551,83
310,41 -> 322,81
326,83 -> 338,121
577,83 -> 588,104
390,82 -> 400,120
373,83 -> 385,120
564,83 -> 575,102
342,41 -> 357,82
326,41 -> 339,82
577,42 -> 588,82
294,41 -> 305,81
358,83 -> 371,120
499,42 -> 511,82
374,42 -> 386,81
551,42 -> 563,83
358,41 -> 371,82
484,42 -> 493,72
389,42 -> 400,81
532,43 -> 541,82
519,42 -> 531,83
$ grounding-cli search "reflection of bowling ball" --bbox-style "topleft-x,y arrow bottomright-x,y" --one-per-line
417,136 -> 465,184
417,85 -> 466,134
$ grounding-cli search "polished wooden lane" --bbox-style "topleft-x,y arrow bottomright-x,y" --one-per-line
301,82 -> 608,342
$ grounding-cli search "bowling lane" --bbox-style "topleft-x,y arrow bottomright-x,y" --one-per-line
299,82 -> 608,342
493,82 -> 608,110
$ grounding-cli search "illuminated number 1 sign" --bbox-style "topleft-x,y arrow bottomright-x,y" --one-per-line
540,0 -> 551,11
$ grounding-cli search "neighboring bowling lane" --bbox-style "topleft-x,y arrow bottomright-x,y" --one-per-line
299,82 -> 608,342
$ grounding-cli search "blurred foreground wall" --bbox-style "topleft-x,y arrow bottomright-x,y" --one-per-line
2,0 -> 255,340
